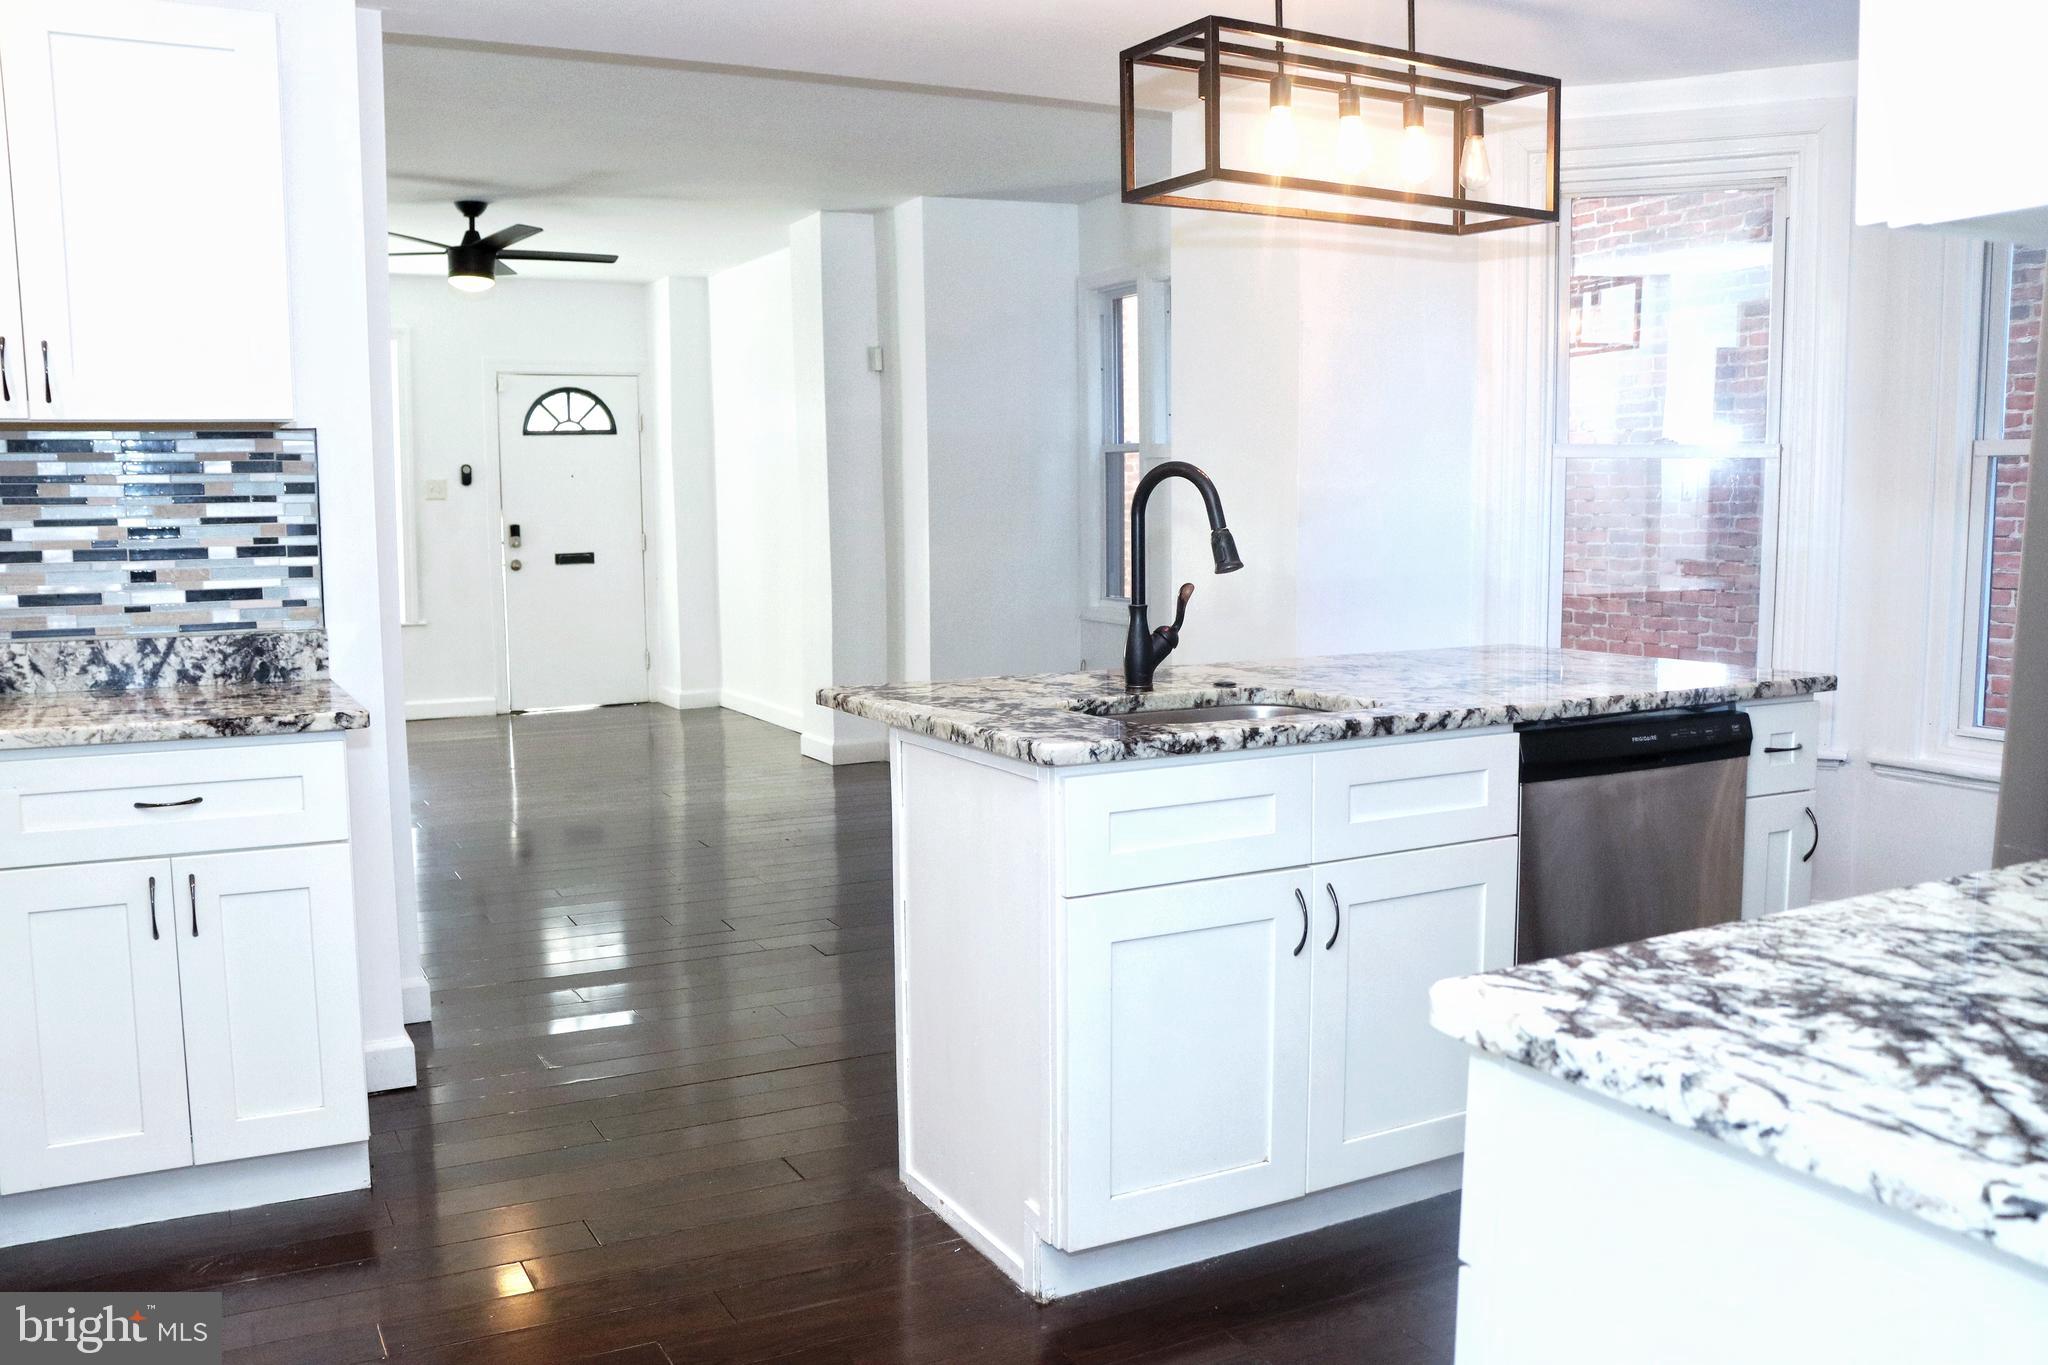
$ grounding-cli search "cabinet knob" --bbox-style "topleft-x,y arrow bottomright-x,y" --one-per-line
509,558 -> 523,572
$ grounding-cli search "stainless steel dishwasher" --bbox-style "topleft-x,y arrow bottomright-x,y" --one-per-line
1516,709 -> 1752,963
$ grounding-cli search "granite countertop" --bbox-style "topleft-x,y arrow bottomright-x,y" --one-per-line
0,677 -> 370,749
819,645 -> 1837,766
1430,861 -> 2048,1272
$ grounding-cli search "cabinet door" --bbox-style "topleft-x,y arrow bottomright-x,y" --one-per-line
1742,792 -> 1816,920
1307,837 -> 1516,1192
0,1 -> 293,420
1061,868 -> 1312,1250
172,845 -> 367,1164
0,860 -> 190,1193
0,89 -> 24,422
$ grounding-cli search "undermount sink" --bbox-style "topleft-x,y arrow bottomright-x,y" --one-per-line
1109,703 -> 1325,727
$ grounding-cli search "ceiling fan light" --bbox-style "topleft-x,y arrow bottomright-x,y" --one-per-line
447,241 -> 497,293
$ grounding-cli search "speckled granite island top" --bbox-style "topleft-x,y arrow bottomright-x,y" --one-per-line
819,645 -> 1836,766
0,678 -> 370,750
1431,861 -> 2048,1271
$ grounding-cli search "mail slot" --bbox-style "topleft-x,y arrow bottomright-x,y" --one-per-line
554,552 -> 596,565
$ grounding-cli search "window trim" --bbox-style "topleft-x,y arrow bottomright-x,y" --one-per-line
389,327 -> 423,627
1547,176 -> 1794,672
1078,269 -> 1171,626
1954,241 -> 2038,742
1475,92 -> 1856,731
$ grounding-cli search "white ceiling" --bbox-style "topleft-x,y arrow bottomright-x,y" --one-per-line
374,0 -> 1859,105
378,1 -> 1859,281
382,39 -> 1132,280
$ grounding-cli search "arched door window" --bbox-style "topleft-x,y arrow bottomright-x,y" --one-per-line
522,386 -> 617,435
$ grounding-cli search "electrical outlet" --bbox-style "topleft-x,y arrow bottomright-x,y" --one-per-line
423,478 -> 449,501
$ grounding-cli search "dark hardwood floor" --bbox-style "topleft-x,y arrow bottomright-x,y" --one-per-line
0,705 -> 1460,1363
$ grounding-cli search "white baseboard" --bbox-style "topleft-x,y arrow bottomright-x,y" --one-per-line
401,974 -> 432,1025
655,685 -> 721,711
719,688 -> 803,733
800,731 -> 890,765
363,1032 -> 419,1093
1025,1157 -> 1459,1300
0,1143 -> 369,1248
404,695 -> 498,721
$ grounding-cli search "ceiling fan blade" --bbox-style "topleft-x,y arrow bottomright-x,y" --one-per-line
493,261 -> 519,277
480,223 -> 543,250
495,249 -> 620,264
388,230 -> 451,249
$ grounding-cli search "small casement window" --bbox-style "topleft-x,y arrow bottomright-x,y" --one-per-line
522,386 -> 617,435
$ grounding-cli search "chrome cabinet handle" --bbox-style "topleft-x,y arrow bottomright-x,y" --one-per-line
188,873 -> 199,937
1324,882 -> 1341,950
134,795 -> 203,810
1803,807 -> 1820,864
1292,888 -> 1308,957
1763,744 -> 1804,754
148,875 -> 159,941
39,340 -> 50,404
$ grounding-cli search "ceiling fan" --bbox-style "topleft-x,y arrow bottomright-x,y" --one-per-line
388,199 -> 620,293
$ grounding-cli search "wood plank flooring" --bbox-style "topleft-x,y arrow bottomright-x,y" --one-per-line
0,705 -> 1460,1362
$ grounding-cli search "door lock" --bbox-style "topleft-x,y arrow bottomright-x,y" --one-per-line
509,559 -> 523,571
508,522 -> 522,548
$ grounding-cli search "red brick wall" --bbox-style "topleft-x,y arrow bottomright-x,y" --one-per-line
1561,189 -> 1776,668
1561,459 -> 1764,666
1981,245 -> 2043,729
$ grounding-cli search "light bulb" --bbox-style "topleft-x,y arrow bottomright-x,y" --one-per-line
1460,107 -> 1492,192
1263,74 -> 1299,172
1336,87 -> 1370,177
449,271 -> 494,293
1398,95 -> 1432,187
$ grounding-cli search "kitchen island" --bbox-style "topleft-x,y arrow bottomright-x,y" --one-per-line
822,646 -> 1836,1298
1431,861 -> 2048,1363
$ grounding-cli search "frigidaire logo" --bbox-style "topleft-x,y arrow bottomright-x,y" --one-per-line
4,1293 -> 220,1363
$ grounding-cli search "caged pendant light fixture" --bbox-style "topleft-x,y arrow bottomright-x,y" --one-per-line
1119,0 -> 1559,234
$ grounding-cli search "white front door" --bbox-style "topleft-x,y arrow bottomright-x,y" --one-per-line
497,374 -> 648,711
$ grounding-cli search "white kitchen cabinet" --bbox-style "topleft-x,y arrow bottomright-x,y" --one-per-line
0,0 -> 293,420
1307,838 -> 1517,1191
0,735 -> 366,1236
0,860 -> 192,1194
174,845 -> 367,1165
1742,790 -> 1817,920
1061,868 -> 1313,1250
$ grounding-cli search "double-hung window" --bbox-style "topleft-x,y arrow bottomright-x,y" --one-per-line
1964,243 -> 2044,732
1554,184 -> 1788,668
1084,277 -> 1170,617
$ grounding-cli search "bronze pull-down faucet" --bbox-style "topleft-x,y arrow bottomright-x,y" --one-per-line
1123,461 -> 1242,690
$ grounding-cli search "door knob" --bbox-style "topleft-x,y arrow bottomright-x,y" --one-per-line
509,559 -> 523,571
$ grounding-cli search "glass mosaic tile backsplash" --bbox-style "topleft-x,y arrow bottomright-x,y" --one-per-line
0,429 -> 322,641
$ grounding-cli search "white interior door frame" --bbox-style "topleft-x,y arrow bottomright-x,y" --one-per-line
482,362 -> 650,714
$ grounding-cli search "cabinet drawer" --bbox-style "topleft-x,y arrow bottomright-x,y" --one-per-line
1060,755 -> 1311,896
0,740 -> 348,869
1311,734 -> 1518,860
1740,699 -> 1819,797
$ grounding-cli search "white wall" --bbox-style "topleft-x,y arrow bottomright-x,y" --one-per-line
647,277 -> 723,710
1165,219 -> 1482,664
790,214 -> 889,762
708,248 -> 807,729
390,276 -> 650,717
889,197 -> 1118,678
